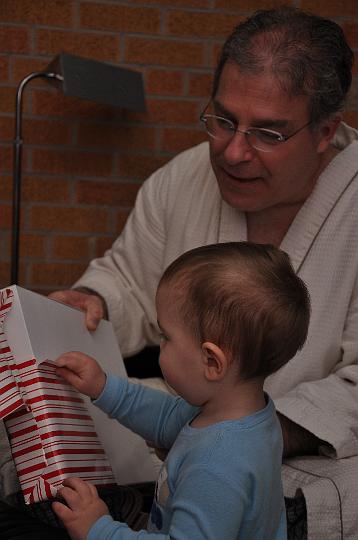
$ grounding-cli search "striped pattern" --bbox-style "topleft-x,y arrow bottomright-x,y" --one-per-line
0,288 -> 115,503
0,289 -> 24,418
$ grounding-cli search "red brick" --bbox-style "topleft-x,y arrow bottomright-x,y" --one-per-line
0,117 -> 13,142
342,21 -> 358,48
132,98 -> 200,125
211,42 -> 225,69
23,119 -> 72,146
130,0 -> 209,5
117,154 -> 168,180
95,235 -> 117,257
0,0 -> 73,26
76,180 -> 140,207
0,204 -> 11,228
116,211 -> 131,234
167,10 -> 238,38
125,37 -> 204,67
0,56 -> 9,81
20,234 -> 45,258
53,236 -> 90,260
146,69 -> 184,96
349,80 -> 358,106
36,29 -> 120,63
0,175 -> 11,200
0,26 -> 30,54
0,146 -> 12,173
31,149 -> 112,177
30,262 -> 88,287
11,57 -> 50,84
80,3 -> 160,33
0,174 -> 67,203
189,72 -> 213,97
344,110 -> 358,129
77,124 -> 156,152
32,89 -> 114,120
215,0 -> 283,9
161,127 -> 207,153
0,262 -> 10,288
29,206 -> 109,233
0,87 -> 16,114
22,177 -> 70,203
300,0 -> 358,17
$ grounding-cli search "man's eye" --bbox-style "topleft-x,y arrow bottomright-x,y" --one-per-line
252,129 -> 283,144
159,332 -> 168,342
213,117 -> 234,131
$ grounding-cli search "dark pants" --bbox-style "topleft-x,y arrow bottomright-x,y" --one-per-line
0,486 -> 306,540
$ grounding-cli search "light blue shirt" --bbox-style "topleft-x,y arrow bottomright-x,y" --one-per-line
88,375 -> 287,540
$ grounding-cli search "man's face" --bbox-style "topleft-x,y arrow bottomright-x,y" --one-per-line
209,62 -> 332,213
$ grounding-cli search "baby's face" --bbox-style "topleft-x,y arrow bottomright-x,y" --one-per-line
155,284 -> 208,406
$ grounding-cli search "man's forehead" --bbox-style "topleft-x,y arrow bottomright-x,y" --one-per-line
214,64 -> 310,125
212,98 -> 291,128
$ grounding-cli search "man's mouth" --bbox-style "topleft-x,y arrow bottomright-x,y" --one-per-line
222,169 -> 261,183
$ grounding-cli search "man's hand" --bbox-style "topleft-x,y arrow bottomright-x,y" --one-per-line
278,412 -> 326,458
49,289 -> 107,332
55,351 -> 106,400
53,477 -> 109,540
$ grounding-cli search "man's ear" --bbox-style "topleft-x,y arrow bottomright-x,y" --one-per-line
201,341 -> 228,381
317,114 -> 342,154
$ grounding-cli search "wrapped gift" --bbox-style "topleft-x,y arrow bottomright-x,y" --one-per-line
0,287 -> 115,503
0,285 -> 156,504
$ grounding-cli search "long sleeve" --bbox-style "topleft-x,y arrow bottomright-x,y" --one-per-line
272,270 -> 358,458
88,395 -> 286,540
87,474 -> 251,540
94,374 -> 198,450
265,140 -> 358,458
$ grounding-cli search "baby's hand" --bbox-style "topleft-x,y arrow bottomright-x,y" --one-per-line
53,477 -> 109,540
55,351 -> 106,399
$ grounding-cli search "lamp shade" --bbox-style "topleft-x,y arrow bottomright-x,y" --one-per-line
46,53 -> 146,111
10,53 -> 146,285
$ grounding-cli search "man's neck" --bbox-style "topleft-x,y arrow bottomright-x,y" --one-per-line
246,204 -> 302,247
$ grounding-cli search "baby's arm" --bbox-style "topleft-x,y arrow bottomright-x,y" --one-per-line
55,351 -> 106,399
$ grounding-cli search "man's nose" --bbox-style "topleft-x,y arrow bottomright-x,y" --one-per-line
223,131 -> 254,164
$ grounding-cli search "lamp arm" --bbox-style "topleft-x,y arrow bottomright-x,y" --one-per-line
11,71 -> 63,285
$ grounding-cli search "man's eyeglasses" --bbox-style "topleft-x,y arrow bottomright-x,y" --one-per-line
200,110 -> 312,153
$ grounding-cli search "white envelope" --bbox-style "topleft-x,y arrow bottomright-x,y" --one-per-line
2,285 -> 157,486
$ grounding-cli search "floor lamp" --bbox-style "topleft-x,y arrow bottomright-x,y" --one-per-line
11,53 -> 146,285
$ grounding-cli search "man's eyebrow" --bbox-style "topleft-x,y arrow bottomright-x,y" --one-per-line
212,99 -> 235,119
252,118 -> 289,130
212,99 -> 290,129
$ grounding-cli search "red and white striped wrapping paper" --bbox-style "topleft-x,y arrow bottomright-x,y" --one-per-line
0,288 -> 115,503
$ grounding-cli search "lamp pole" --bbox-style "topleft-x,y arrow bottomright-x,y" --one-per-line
11,72 -> 63,285
10,54 -> 145,286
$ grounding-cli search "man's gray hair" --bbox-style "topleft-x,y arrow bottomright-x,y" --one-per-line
213,6 -> 354,125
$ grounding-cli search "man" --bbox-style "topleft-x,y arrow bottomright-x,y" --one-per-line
2,6 -> 358,539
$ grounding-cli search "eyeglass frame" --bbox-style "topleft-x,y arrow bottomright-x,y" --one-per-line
199,105 -> 313,152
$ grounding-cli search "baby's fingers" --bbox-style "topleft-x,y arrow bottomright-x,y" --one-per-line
52,500 -> 73,522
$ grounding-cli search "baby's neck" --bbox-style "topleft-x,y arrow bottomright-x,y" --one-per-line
191,378 -> 266,428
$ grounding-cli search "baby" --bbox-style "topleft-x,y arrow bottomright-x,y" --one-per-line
53,241 -> 310,540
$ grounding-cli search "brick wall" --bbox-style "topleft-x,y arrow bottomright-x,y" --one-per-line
0,0 -> 357,293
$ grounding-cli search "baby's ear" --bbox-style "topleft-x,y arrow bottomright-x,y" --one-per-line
201,342 -> 228,381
